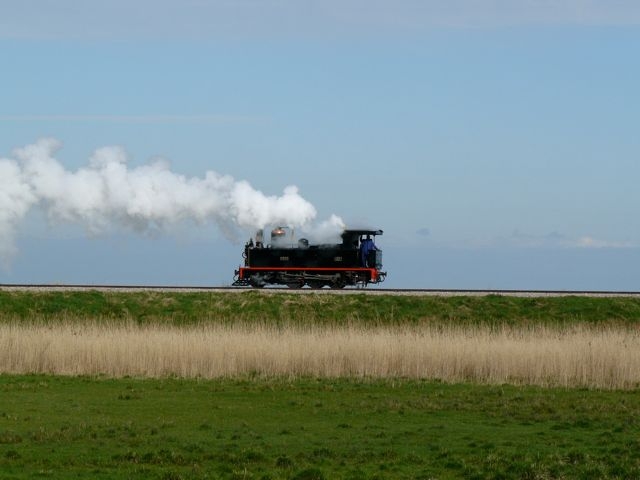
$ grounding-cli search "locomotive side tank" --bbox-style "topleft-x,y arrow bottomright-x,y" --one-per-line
233,228 -> 386,288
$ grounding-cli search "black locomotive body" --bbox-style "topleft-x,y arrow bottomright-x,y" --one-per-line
233,228 -> 386,288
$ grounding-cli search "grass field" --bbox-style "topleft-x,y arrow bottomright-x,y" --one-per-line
2,290 -> 640,327
1,375 -> 640,479
1,291 -> 639,478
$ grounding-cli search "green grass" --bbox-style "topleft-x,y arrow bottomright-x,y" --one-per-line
1,375 -> 639,479
2,291 -> 639,478
1,290 -> 640,327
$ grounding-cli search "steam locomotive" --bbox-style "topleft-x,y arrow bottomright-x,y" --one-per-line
233,227 -> 386,288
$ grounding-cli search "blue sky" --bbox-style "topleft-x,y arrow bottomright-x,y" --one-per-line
1,1 -> 639,289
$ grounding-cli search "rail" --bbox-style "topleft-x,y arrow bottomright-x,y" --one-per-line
1,284 -> 640,297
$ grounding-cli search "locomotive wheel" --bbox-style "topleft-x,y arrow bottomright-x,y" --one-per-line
249,277 -> 266,288
307,281 -> 324,289
286,280 -> 304,289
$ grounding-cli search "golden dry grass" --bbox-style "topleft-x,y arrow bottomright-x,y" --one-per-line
1,322 -> 639,389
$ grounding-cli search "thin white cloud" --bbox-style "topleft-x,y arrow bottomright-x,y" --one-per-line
453,230 -> 638,249
0,114 -> 270,125
1,0 -> 639,40
509,230 -> 637,249
572,236 -> 636,249
329,0 -> 640,29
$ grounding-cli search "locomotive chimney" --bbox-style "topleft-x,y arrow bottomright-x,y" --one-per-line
255,229 -> 264,247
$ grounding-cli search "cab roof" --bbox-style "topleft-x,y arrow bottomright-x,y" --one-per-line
342,229 -> 383,236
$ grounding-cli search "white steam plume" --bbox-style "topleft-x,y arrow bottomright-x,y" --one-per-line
0,138 -> 343,261
305,214 -> 347,244
0,157 -> 37,261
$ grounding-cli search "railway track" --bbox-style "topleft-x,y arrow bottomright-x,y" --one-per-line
1,284 -> 639,297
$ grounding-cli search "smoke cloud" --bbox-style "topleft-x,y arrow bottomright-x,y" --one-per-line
0,138 -> 343,261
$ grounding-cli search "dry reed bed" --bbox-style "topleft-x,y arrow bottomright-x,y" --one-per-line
1,322 -> 639,389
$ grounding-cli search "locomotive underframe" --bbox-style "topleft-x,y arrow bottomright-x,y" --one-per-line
234,266 -> 383,289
